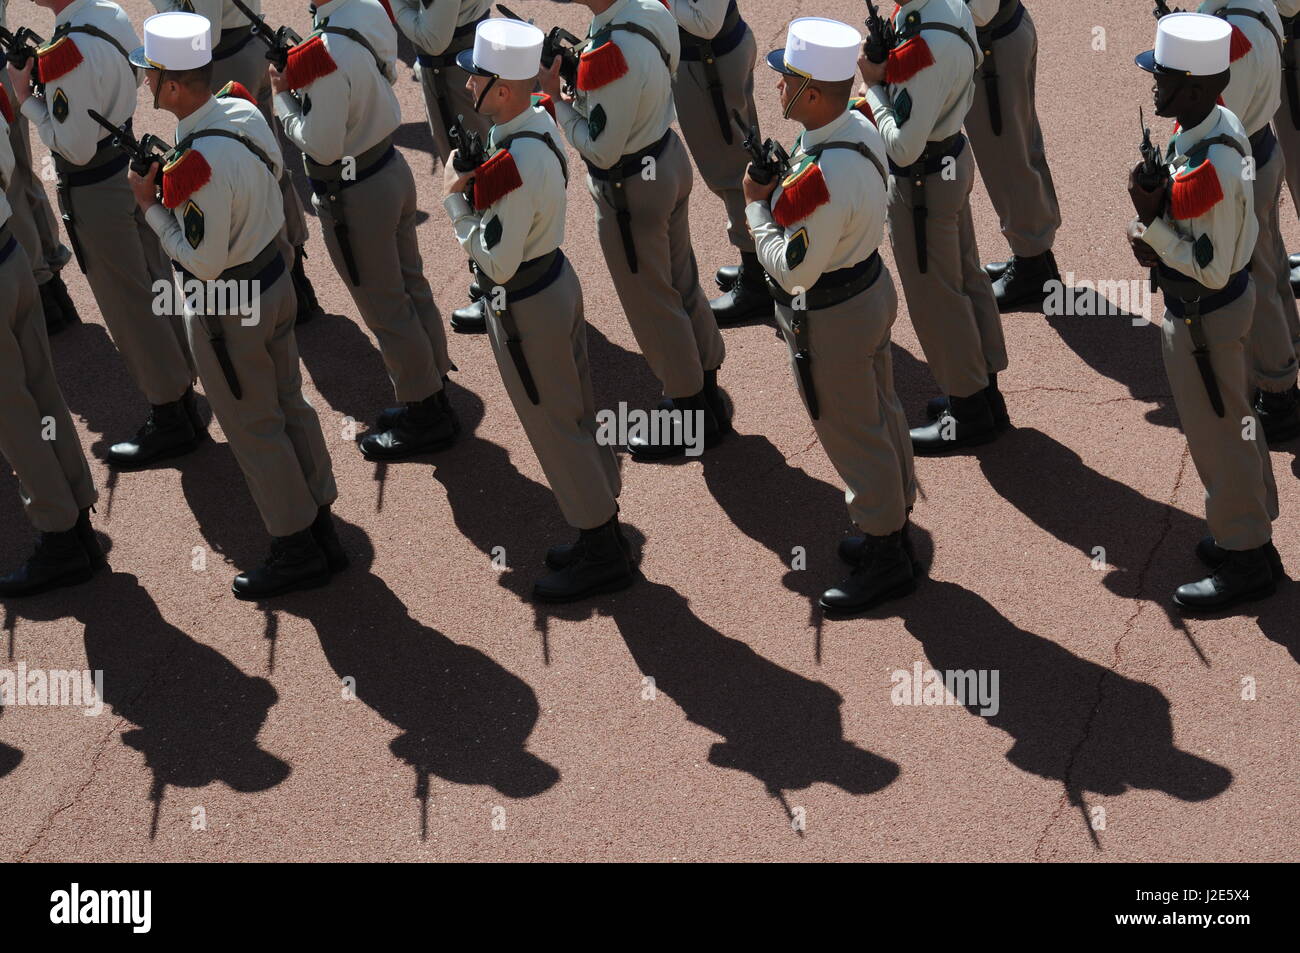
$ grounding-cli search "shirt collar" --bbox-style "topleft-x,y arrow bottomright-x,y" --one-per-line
799,108 -> 855,154
591,0 -> 633,36
176,95 -> 221,143
490,104 -> 541,148
1171,105 -> 1224,161
56,0 -> 95,27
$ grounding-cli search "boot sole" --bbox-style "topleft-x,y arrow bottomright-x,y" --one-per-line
911,428 -> 1001,456
1262,421 -> 1300,444
712,304 -> 773,327
0,564 -> 95,598
450,320 -> 488,335
104,436 -> 205,471
924,406 -> 1012,431
628,428 -> 729,462
232,569 -> 332,602
532,571 -> 637,604
358,434 -> 459,462
819,577 -> 918,618
1172,580 -> 1277,614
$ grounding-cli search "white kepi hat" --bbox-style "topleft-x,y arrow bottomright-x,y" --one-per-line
457,18 -> 545,81
1135,12 -> 1233,76
130,11 -> 213,72
766,17 -> 862,82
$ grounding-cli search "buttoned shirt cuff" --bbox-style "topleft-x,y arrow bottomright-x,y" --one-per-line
20,96 -> 48,125
274,92 -> 301,118
865,84 -> 890,117
1139,218 -> 1179,260
443,192 -> 475,222
745,201 -> 775,231
145,202 -> 173,237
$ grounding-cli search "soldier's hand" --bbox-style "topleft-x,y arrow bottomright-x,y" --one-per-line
858,52 -> 886,89
538,59 -> 564,104
5,59 -> 35,105
128,164 -> 160,211
1127,219 -> 1159,267
268,64 -> 287,96
742,168 -> 778,205
1128,164 -> 1165,226
443,153 -> 474,196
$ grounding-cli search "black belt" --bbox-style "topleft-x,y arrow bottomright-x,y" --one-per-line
1249,124 -> 1277,166
0,226 -> 16,266
678,1 -> 745,144
213,27 -> 256,61
1160,265 -> 1250,318
59,151 -> 129,189
586,130 -> 673,273
889,134 -> 965,274
177,239 -> 285,287
766,251 -> 882,311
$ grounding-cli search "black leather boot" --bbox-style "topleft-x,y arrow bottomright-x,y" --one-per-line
311,505 -> 349,572
983,260 -> 1009,282
105,396 -> 202,469
1173,545 -> 1276,612
838,520 -> 918,570
925,373 -> 1010,429
358,389 -> 460,460
820,528 -> 916,615
180,386 -> 207,440
1289,252 -> 1300,298
533,515 -> 636,602
40,278 -> 71,335
75,508 -> 107,570
291,246 -> 324,324
1255,385 -> 1300,444
709,252 -> 772,326
451,297 -> 488,334
627,391 -> 725,461
232,528 -> 331,600
546,513 -> 632,570
1196,535 -> 1283,580
0,525 -> 94,597
993,250 -> 1060,313
911,390 -> 1000,454
715,263 -> 741,292
702,367 -> 732,431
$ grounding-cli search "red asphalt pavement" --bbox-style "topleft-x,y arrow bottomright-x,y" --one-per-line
0,0 -> 1296,861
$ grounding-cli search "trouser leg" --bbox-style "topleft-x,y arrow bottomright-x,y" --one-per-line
1248,149 -> 1300,392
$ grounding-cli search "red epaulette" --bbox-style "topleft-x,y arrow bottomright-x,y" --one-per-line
886,36 -> 934,85
577,40 -> 628,91
217,80 -> 258,105
37,35 -> 84,85
773,161 -> 831,228
162,149 -> 213,210
282,35 -> 337,91
0,85 -> 13,125
1170,160 -> 1224,220
531,92 -> 556,122
1229,25 -> 1251,63
472,149 -> 523,211
849,96 -> 877,127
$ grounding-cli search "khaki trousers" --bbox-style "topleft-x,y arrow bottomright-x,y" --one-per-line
775,268 -> 915,535
587,131 -> 725,399
0,237 -> 96,532
1247,146 -> 1300,392
486,258 -> 620,530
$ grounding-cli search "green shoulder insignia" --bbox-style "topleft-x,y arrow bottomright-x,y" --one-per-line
483,214 -> 503,250
893,88 -> 912,125
1193,233 -> 1214,268
588,103 -> 607,140
183,200 -> 204,250
52,87 -> 69,123
786,228 -> 809,269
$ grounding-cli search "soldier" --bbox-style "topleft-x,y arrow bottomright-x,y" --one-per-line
147,0 -> 323,323
537,0 -> 728,461
127,11 -> 344,599
1,0 -> 78,334
1130,12 -> 1282,610
965,0 -> 1062,313
0,100 -> 103,598
750,18 -> 918,615
443,18 -> 633,601
6,0 -> 205,470
270,0 -> 459,460
1194,0 -> 1300,443
857,0 -> 1010,455
1271,0 -> 1300,294
660,0 -> 770,326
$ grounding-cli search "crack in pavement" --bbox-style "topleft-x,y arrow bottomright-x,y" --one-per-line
1032,445 -> 1192,860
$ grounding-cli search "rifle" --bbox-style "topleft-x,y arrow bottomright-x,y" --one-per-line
88,108 -> 172,177
733,110 -> 789,186
1135,107 -> 1169,293
1152,1 -> 1179,18
229,0 -> 303,71
496,5 -> 581,92
863,0 -> 894,65
449,114 -> 486,175
0,26 -> 45,73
